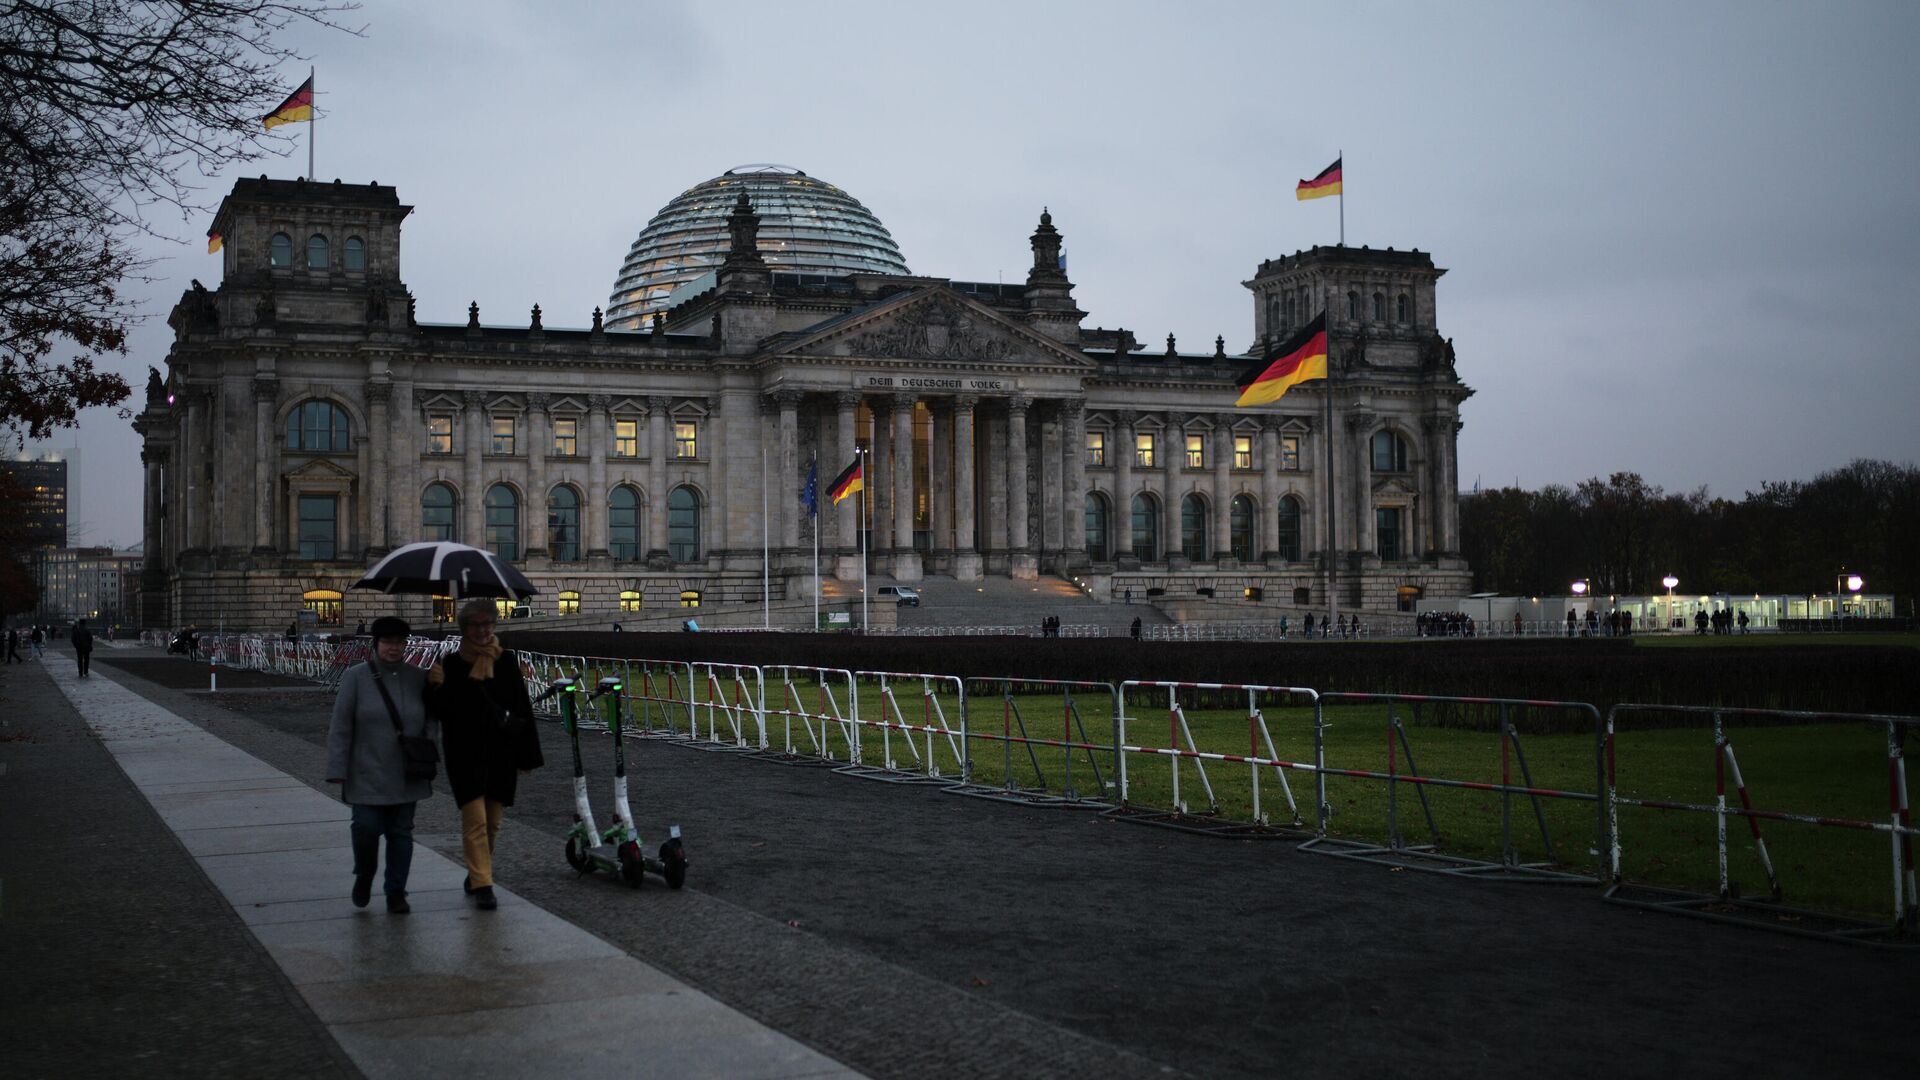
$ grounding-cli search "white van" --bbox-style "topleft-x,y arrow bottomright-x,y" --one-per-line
876,585 -> 921,607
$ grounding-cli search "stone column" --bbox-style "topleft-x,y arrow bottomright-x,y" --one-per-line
1061,400 -> 1088,568
1213,418 -> 1234,563
141,449 -> 160,562
1040,402 -> 1063,558
252,378 -> 277,552
367,380 -> 393,554
1163,412 -> 1186,566
1114,410 -> 1136,562
524,392 -> 550,558
647,396 -> 670,563
1006,395 -> 1035,579
182,391 -> 204,551
1442,418 -> 1462,554
928,399 -> 950,571
586,394 -> 610,559
1260,420 -> 1281,562
891,393 -> 921,580
705,395 -> 726,566
869,397 -> 891,555
951,395 -> 981,580
776,391 -> 801,554
1349,412 -> 1374,558
834,392 -> 861,579
462,389 -> 486,546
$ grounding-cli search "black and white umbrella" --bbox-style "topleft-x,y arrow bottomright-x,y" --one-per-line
351,541 -> 539,600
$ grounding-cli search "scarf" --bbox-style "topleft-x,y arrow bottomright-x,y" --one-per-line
458,637 -> 503,681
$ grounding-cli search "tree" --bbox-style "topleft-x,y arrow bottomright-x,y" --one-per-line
0,1 -> 359,444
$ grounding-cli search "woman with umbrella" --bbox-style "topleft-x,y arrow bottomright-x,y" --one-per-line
428,598 -> 544,910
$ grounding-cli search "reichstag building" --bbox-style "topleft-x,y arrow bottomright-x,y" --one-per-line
135,165 -> 1472,629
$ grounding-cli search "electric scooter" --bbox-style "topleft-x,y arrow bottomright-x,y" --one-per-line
543,676 -> 688,889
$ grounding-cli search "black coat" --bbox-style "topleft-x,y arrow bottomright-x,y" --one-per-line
429,649 -> 544,806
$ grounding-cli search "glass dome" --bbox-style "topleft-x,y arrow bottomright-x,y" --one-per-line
606,164 -> 911,329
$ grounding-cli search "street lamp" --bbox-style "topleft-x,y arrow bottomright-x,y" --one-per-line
1836,572 -> 1865,618
1662,575 -> 1679,632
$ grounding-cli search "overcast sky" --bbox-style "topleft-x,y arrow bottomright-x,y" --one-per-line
25,0 -> 1920,549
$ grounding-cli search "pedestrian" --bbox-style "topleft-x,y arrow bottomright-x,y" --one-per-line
427,598 -> 544,912
1303,613 -> 1315,638
612,622 -> 623,633
1694,609 -> 1709,635
1130,616 -> 1142,641
1124,587 -> 1132,605
29,624 -> 44,660
285,622 -> 298,644
326,616 -> 436,915
105,624 -> 115,642
1566,609 -> 1577,638
71,619 -> 94,678
1279,614 -> 1289,638
4,628 -> 17,663
355,620 -> 368,636
1737,610 -> 1750,634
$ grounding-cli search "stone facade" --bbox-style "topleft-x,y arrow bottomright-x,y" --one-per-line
134,177 -> 1472,631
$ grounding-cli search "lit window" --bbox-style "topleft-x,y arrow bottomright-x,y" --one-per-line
269,232 -> 292,268
302,588 -> 343,625
1234,435 -> 1252,470
1086,431 -> 1105,467
344,237 -> 366,272
679,589 -> 701,608
307,234 -> 329,270
1134,433 -> 1155,468
619,590 -> 642,613
297,496 -> 337,559
557,590 -> 581,615
421,483 -> 456,542
551,417 -> 578,456
1185,434 -> 1204,469
432,595 -> 454,624
614,419 -> 639,458
286,400 -> 350,452
1280,436 -> 1301,470
494,598 -> 519,620
674,421 -> 698,459
426,416 -> 452,454
491,416 -> 516,455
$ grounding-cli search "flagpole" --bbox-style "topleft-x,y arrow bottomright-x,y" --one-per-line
1325,329 -> 1339,636
762,441 -> 770,630
308,66 -> 316,181
859,448 -> 869,634
1337,147 -> 1344,248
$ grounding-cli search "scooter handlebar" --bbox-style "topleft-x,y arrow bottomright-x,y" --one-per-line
588,675 -> 624,699
532,678 -> 575,703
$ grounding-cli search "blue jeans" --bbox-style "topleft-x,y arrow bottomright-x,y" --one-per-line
350,802 -> 417,896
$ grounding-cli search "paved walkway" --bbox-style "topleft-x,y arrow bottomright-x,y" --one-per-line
22,655 -> 859,1079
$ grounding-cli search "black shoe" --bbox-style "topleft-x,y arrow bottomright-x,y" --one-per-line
463,874 -> 474,895
351,874 -> 373,908
386,892 -> 410,914
472,886 -> 497,910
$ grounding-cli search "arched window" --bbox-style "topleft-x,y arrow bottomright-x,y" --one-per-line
1266,297 -> 1279,335
1277,496 -> 1303,562
1397,293 -> 1410,322
1131,494 -> 1159,563
285,400 -> 350,452
269,232 -> 292,268
302,589 -> 343,625
421,482 -> 456,542
1346,291 -> 1359,321
1370,430 -> 1408,472
1181,494 -> 1208,560
1372,292 -> 1385,321
344,236 -> 366,272
1230,495 -> 1255,562
1084,492 -> 1110,562
667,486 -> 699,562
547,485 -> 580,561
1282,294 -> 1294,331
306,233 -> 329,270
609,486 -> 640,561
557,590 -> 581,615
485,484 -> 519,560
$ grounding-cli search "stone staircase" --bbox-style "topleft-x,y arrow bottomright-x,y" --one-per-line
827,575 -> 1173,634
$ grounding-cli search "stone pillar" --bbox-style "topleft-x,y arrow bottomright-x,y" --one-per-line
1349,412 -> 1374,558
524,392 -> 550,558
1163,412 -> 1186,566
951,395 -> 981,580
462,389 -> 486,546
868,397 -> 891,555
1114,410 -> 1136,562
367,380 -> 392,554
776,390 -> 801,554
647,396 -> 670,563
252,378 -> 277,552
1442,418 -> 1462,554
705,395 -> 726,566
1259,420 -> 1281,562
1061,400 -> 1088,569
1040,402 -> 1063,558
182,390 -> 204,551
891,393 -> 921,580
586,394 -> 610,559
928,399 -> 949,571
1212,418 -> 1234,563
834,392 -> 861,579
1006,395 -> 1035,579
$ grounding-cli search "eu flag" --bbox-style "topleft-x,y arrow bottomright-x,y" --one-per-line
800,457 -> 818,518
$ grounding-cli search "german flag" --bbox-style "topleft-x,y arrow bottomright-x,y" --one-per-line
207,229 -> 223,254
1235,314 -> 1328,407
1295,157 -> 1341,201
262,76 -> 314,130
827,457 -> 863,504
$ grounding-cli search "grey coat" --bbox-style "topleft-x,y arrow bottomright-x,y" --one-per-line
326,660 -> 437,806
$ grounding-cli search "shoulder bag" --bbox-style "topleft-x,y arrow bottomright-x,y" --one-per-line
372,665 -> 439,782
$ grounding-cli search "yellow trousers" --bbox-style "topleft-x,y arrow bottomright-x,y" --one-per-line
459,797 -> 507,887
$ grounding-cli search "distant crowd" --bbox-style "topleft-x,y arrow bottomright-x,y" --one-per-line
1416,611 -> 1478,637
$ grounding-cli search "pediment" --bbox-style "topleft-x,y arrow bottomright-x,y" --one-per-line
288,457 -> 356,480
780,288 -> 1093,370
1372,475 -> 1419,499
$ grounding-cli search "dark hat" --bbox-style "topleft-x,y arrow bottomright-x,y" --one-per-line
368,616 -> 411,640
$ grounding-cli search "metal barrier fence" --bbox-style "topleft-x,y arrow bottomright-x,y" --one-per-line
866,625 -> 1109,638
1113,680 -> 1321,837
1605,704 -> 1918,944
764,665 -> 860,764
1301,694 -> 1605,882
953,678 -> 1117,808
837,670 -> 965,785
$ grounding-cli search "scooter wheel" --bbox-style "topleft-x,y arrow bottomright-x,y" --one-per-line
618,841 -> 645,889
566,836 -> 594,874
660,837 -> 688,890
